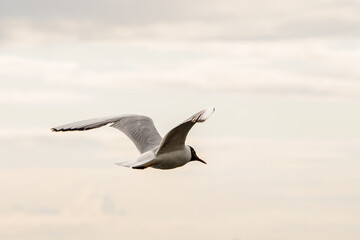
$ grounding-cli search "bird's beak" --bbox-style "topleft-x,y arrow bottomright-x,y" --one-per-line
192,153 -> 207,165
197,158 -> 207,165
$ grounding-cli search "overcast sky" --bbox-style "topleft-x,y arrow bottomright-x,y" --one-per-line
1,0 -> 360,240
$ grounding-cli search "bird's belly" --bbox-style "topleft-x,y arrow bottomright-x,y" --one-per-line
151,150 -> 189,170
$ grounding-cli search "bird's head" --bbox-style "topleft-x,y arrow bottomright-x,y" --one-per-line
189,146 -> 207,165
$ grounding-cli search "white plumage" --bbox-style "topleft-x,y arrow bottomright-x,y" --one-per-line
52,107 -> 215,170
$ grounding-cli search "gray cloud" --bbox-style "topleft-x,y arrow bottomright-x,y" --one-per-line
0,0 -> 359,102
0,0 -> 202,25
0,0 -> 359,43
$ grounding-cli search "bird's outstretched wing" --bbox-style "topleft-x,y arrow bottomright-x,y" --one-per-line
51,115 -> 162,153
156,107 -> 215,155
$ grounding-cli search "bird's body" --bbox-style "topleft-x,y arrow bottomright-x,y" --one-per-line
152,146 -> 192,169
52,107 -> 214,170
130,146 -> 192,170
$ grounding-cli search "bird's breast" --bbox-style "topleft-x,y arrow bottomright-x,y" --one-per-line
151,148 -> 191,169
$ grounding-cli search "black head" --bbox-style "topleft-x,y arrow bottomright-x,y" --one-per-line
189,146 -> 207,165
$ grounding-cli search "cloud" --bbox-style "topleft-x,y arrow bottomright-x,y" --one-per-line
1,40 -> 360,101
0,90 -> 89,104
0,133 -> 359,239
0,0 -> 359,45
1,1 -> 359,102
0,0 -> 359,105
63,191 -> 125,216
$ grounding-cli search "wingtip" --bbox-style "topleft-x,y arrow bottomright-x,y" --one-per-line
189,107 -> 215,123
51,127 -> 63,132
201,107 -> 215,121
208,107 -> 215,113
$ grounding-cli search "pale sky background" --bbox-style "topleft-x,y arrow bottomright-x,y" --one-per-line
1,0 -> 360,239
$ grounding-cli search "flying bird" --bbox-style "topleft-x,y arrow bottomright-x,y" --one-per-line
51,107 -> 215,170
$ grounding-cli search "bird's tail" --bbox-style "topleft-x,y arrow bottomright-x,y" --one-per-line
115,159 -> 153,170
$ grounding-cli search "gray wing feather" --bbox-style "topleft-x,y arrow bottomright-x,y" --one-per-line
156,107 -> 215,155
51,115 -> 162,153
110,116 -> 162,153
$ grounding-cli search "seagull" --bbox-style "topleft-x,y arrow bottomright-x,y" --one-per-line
51,107 -> 215,170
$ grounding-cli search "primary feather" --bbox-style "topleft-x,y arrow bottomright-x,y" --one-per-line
51,115 -> 162,153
